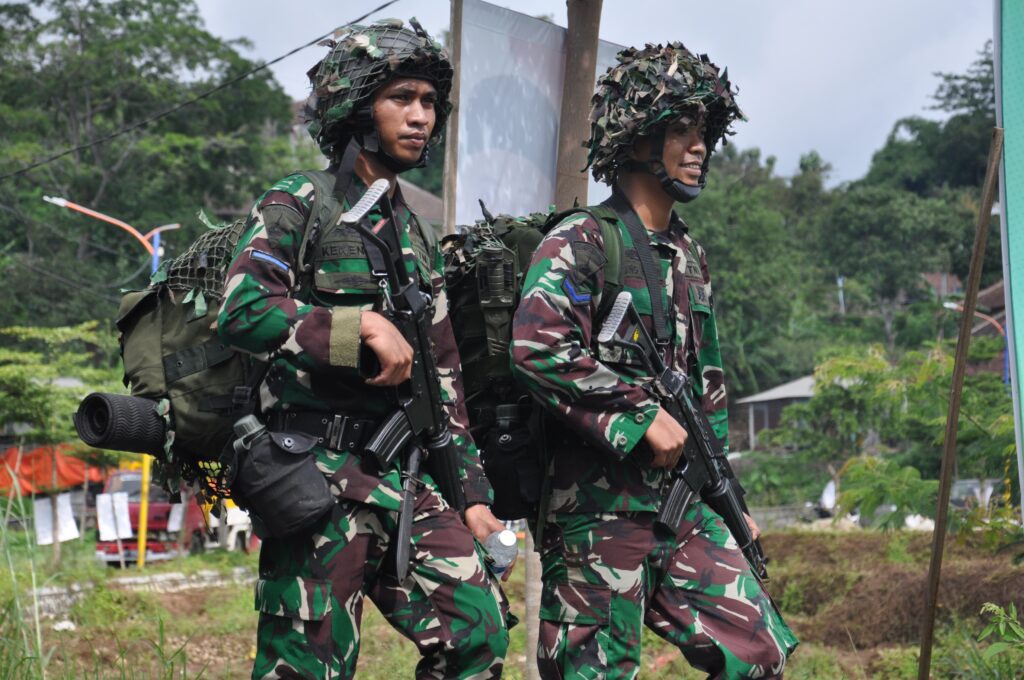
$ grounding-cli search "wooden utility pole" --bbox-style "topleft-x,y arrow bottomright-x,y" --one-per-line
553,0 -> 603,211
917,127 -> 1004,680
441,0 -> 464,235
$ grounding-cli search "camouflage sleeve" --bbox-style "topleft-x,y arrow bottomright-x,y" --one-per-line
427,240 -> 492,506
218,174 -> 363,373
510,214 -> 660,460
693,241 -> 729,450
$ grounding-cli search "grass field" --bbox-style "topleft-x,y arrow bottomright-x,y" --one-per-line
2,526 -> 1023,678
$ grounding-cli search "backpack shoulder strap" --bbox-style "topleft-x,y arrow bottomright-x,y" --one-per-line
294,169 -> 340,276
586,205 -> 623,326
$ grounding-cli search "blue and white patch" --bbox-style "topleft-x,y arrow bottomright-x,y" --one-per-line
250,250 -> 291,273
562,277 -> 592,306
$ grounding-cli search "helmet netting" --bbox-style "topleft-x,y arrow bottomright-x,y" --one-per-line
303,18 -> 453,158
586,42 -> 744,184
163,221 -> 247,299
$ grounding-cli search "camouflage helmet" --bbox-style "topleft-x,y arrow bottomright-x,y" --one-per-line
303,18 -> 453,160
586,42 -> 743,198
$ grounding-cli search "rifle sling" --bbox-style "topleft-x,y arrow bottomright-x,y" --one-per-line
602,190 -> 670,347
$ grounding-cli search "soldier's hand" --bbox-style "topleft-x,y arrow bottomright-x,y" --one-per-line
464,505 -> 517,581
644,408 -> 687,469
744,512 -> 761,541
360,311 -> 413,386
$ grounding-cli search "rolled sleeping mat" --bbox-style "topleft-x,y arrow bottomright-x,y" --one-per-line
74,392 -> 166,456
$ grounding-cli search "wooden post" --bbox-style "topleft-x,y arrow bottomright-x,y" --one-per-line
80,463 -> 88,539
441,0 -> 464,235
50,447 -> 60,566
917,127 -> 1004,680
553,0 -> 603,211
523,530 -> 542,680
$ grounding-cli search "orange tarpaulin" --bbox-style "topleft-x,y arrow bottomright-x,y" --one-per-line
0,444 -> 105,495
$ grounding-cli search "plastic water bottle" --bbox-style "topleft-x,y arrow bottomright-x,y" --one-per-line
483,529 -> 518,576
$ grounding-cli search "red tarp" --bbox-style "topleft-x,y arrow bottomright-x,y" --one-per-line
0,444 -> 105,495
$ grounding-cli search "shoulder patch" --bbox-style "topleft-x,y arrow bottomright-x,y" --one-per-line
570,241 -> 607,282
562,277 -> 592,306
250,250 -> 291,273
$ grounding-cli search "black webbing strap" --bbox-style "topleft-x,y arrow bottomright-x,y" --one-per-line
332,138 -> 364,207
602,189 -> 670,346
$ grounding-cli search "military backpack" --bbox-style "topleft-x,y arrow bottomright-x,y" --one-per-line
75,170 -> 344,493
442,203 -> 625,520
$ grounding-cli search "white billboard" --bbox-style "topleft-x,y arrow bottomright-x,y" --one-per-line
455,0 -> 622,225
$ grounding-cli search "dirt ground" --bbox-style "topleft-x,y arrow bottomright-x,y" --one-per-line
37,529 -> 1024,678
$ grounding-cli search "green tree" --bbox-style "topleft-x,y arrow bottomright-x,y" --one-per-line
0,0 -> 314,327
758,340 -> 1016,506
862,41 -> 994,195
819,185 -> 969,351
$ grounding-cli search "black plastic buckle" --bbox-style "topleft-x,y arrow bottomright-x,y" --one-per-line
232,385 -> 253,409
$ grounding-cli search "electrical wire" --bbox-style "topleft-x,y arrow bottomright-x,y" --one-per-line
0,0 -> 400,183
7,259 -> 121,304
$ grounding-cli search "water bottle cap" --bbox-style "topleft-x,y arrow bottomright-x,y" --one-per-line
498,529 -> 516,547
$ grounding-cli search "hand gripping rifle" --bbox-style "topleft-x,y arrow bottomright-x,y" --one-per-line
342,179 -> 467,581
597,291 -> 769,581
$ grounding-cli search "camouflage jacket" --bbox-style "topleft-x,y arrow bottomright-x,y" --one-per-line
217,171 -> 492,511
510,206 -> 728,514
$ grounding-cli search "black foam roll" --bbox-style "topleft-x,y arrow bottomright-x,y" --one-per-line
74,392 -> 166,456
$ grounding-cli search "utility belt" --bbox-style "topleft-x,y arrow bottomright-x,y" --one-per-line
266,410 -> 380,454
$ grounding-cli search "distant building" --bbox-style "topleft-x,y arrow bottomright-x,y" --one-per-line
730,375 -> 815,451
963,279 -> 1009,380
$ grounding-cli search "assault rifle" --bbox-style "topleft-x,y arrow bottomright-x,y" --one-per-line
343,179 -> 467,581
597,291 -> 769,581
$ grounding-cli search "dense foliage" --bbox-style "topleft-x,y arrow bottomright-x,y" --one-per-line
0,0 -> 318,327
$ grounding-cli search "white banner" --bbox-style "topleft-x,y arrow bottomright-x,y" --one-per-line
96,492 -> 133,541
34,494 -> 80,545
456,0 -> 622,225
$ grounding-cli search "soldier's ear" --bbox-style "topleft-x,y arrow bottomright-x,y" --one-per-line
629,135 -> 652,161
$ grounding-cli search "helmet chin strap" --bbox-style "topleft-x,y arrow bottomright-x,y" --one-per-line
362,128 -> 430,173
647,128 -> 705,203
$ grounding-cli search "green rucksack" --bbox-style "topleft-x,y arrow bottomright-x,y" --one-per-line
75,170 -> 343,492
442,202 -> 624,520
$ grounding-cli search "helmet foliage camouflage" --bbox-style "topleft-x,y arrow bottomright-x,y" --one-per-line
304,18 -> 453,158
586,42 -> 743,185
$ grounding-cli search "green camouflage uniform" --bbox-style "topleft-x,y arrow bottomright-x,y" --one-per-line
219,172 -> 510,679
509,43 -> 797,679
218,20 -> 510,677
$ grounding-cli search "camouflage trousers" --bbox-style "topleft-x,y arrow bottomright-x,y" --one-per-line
252,486 -> 511,679
536,503 -> 797,679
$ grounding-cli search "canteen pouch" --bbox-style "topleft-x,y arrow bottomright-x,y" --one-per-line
230,418 -> 335,538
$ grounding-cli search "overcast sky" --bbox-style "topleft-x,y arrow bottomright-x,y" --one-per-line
196,0 -> 993,185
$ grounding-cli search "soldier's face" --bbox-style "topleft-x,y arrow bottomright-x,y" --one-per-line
660,116 -> 707,187
372,77 -> 438,166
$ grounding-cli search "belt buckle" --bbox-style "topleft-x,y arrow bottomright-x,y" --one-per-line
327,414 -> 347,450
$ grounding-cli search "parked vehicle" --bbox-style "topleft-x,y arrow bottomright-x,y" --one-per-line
94,470 -> 256,564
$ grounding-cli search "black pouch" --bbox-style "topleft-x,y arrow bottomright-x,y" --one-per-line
230,424 -> 335,538
482,419 -> 541,521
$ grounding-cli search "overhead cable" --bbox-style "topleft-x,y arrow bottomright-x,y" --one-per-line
0,0 -> 399,182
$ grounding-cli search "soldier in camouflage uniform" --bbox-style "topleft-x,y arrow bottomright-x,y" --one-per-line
510,43 -> 798,679
217,19 -> 511,679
